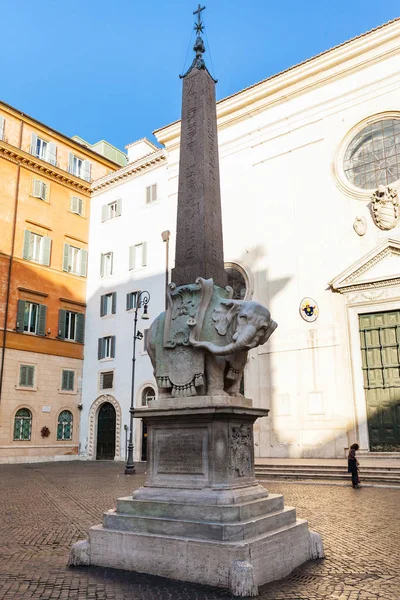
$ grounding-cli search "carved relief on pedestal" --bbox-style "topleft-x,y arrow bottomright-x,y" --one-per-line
230,423 -> 253,478
371,185 -> 399,230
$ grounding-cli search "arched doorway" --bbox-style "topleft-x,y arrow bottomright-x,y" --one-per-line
96,402 -> 116,460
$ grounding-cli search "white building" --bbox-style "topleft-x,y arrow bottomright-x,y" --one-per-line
81,18 -> 400,460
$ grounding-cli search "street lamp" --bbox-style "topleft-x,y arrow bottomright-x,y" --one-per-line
125,290 -> 150,475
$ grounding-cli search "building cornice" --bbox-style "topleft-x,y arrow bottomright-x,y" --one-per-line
91,149 -> 166,193
154,19 -> 400,147
0,100 -> 120,170
0,141 -> 92,193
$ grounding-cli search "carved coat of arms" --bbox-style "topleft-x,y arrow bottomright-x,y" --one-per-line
371,185 -> 399,230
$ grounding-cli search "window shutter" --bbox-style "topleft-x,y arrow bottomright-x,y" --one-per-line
41,236 -> 51,266
68,152 -> 74,174
141,242 -> 147,267
42,182 -> 49,201
112,292 -> 117,314
23,230 -> 31,259
100,295 -> 105,317
152,184 -> 157,202
78,198 -> 84,216
47,142 -> 57,166
129,246 -> 135,270
82,160 -> 91,182
0,115 -> 4,139
101,204 -> 108,222
26,366 -> 35,387
116,199 -> 122,216
100,253 -> 105,276
38,304 -> 47,336
62,370 -> 69,390
30,132 -> 38,155
16,300 -> 26,331
110,252 -> 113,275
146,186 -> 151,204
32,179 -> 41,198
70,196 -> 78,213
58,309 -> 66,339
69,371 -> 75,390
126,293 -> 132,310
111,335 -> 116,358
98,338 -> 103,360
62,244 -> 69,271
19,365 -> 27,386
79,249 -> 88,277
76,313 -> 85,344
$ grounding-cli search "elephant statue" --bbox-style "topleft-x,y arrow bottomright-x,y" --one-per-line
189,299 -> 277,396
147,282 -> 277,399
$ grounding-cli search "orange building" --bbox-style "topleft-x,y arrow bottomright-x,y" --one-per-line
0,101 -> 120,462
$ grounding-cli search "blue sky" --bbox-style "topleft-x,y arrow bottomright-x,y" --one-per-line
2,1 -> 399,151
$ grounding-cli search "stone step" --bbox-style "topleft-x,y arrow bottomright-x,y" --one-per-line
255,467 -> 400,475
255,464 -> 400,473
116,493 -> 284,523
103,505 -> 297,542
255,470 -> 400,484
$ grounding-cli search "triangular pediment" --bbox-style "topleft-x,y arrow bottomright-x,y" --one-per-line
329,237 -> 400,292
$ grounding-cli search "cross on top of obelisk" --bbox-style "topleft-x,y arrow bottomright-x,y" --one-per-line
193,4 -> 206,34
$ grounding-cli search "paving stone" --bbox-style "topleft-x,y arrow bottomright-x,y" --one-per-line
0,461 -> 399,599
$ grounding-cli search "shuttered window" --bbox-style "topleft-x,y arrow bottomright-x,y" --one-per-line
128,243 -> 147,270
70,196 -> 84,216
101,199 -> 122,222
126,291 -> 139,310
146,184 -> 157,204
98,336 -> 116,359
16,300 -> 46,336
100,292 -> 116,316
14,409 -> 32,441
30,133 -> 57,166
0,115 -> 5,141
58,309 -> 85,343
68,152 -> 91,182
100,252 -> 113,277
32,179 -> 49,201
100,371 -> 114,389
61,370 -> 75,391
62,244 -> 87,277
23,230 -> 51,266
19,365 -> 35,387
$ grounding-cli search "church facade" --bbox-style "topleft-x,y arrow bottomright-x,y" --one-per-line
80,18 -> 400,460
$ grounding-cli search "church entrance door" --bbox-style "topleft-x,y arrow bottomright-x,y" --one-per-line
96,402 -> 116,460
359,310 -> 400,451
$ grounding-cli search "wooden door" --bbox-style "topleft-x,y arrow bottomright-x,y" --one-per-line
96,402 -> 116,460
359,310 -> 400,451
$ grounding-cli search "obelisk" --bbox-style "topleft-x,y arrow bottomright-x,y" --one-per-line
172,5 -> 228,288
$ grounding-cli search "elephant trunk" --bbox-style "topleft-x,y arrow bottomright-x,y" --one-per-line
192,325 -> 257,356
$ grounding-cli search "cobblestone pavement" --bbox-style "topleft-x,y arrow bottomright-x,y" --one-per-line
0,461 -> 399,599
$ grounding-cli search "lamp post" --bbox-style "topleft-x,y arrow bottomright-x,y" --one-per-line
125,290 -> 150,475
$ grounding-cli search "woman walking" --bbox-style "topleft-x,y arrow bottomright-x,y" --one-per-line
348,443 -> 361,488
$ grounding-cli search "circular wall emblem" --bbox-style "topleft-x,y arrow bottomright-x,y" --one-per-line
300,298 -> 319,322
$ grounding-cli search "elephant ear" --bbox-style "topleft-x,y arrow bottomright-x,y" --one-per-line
212,300 -> 241,336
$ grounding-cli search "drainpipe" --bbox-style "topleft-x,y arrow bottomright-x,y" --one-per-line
0,120 -> 23,403
161,230 -> 170,311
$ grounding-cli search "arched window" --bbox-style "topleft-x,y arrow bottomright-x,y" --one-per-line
57,410 -> 73,440
141,386 -> 156,406
225,265 -> 247,300
344,118 -> 400,189
14,409 -> 32,441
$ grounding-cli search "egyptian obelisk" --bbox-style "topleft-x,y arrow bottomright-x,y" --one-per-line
69,7 -> 323,596
172,7 -> 227,288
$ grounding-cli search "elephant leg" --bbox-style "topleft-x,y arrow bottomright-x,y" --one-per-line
205,354 -> 228,396
225,376 -> 242,397
224,352 -> 247,397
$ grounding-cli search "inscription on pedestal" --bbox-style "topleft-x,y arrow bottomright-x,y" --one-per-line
156,429 -> 207,475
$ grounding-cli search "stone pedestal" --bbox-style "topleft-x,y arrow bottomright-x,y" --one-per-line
70,397 -> 323,596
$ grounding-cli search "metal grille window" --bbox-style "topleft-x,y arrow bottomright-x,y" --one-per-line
344,119 -> 400,189
19,365 -> 35,387
57,410 -> 73,440
100,371 -> 114,390
141,386 -> 156,406
61,370 -> 75,391
14,409 -> 32,440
